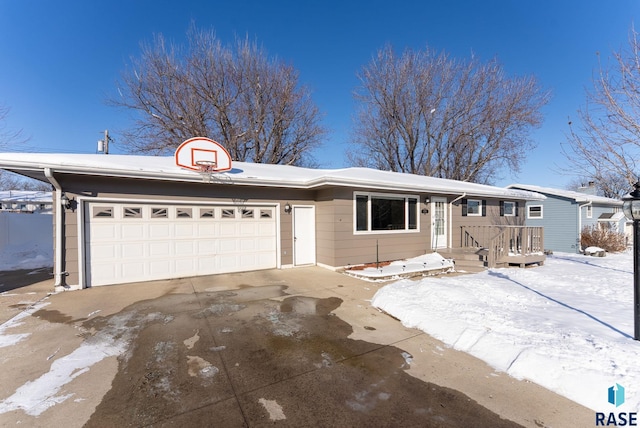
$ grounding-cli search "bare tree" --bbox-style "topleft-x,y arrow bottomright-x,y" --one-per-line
350,45 -> 550,184
563,26 -> 640,197
0,104 -> 26,150
0,104 -> 41,190
111,27 -> 326,166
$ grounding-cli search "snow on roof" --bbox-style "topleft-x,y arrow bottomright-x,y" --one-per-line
0,153 -> 544,200
507,183 -> 622,205
0,190 -> 52,203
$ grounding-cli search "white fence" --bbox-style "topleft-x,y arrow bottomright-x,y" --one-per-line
0,212 -> 53,270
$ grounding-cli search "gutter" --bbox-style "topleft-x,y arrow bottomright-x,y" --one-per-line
44,168 -> 65,287
577,201 -> 593,251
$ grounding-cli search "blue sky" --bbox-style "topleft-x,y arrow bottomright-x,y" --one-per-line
0,0 -> 638,188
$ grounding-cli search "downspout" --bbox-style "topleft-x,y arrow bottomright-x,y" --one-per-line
578,201 -> 592,252
44,168 -> 64,287
448,193 -> 467,249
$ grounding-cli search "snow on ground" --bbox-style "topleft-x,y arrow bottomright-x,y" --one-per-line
345,252 -> 454,280
0,243 -> 52,271
372,250 -> 640,412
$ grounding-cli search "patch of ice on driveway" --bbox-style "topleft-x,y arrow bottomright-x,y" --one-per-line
258,398 -> 286,421
0,301 -> 50,348
183,329 -> 200,349
0,311 -> 160,416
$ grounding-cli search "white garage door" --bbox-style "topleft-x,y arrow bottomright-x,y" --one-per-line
85,202 -> 277,286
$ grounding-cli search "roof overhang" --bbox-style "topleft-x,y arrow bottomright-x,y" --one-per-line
0,153 -> 545,201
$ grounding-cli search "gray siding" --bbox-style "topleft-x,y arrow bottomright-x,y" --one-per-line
523,196 -> 579,253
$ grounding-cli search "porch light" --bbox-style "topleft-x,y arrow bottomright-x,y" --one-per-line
60,194 -> 71,210
622,181 -> 640,340
284,203 -> 292,214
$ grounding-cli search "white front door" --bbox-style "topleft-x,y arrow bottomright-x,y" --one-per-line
432,197 -> 447,249
293,205 -> 316,265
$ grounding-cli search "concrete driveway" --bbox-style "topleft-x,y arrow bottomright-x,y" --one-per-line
0,267 -> 592,427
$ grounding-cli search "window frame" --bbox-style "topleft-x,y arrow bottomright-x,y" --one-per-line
528,205 -> 543,219
502,201 -> 516,217
466,199 -> 483,217
353,192 -> 420,234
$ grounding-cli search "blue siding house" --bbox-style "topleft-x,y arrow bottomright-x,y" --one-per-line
507,183 -> 624,253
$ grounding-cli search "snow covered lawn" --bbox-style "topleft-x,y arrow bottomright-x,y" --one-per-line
371,251 -> 640,412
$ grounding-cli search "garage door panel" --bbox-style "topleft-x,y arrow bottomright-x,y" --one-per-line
197,223 -> 217,236
91,244 -> 117,259
149,224 -> 171,238
122,224 -> 145,239
240,239 -> 256,251
122,243 -> 145,258
219,223 -> 237,236
121,261 -> 146,278
197,240 -> 217,253
175,223 -> 195,237
239,223 -> 256,235
149,242 -> 170,256
91,224 -> 118,240
86,202 -> 278,287
149,260 -> 171,276
175,241 -> 195,256
218,239 -> 238,252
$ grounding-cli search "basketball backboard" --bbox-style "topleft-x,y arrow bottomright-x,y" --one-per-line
174,137 -> 233,172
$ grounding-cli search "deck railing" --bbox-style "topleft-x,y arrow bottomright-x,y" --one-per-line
460,225 -> 544,268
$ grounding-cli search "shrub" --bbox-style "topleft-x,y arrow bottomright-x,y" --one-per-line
580,226 -> 627,253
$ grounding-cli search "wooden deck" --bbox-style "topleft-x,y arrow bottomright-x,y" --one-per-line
460,226 -> 546,268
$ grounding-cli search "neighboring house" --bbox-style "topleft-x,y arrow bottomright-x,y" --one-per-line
507,183 -> 624,253
0,190 -> 53,213
0,138 -> 545,290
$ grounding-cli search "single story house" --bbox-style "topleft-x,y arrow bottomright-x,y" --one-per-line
0,190 -> 53,213
507,183 -> 624,253
0,138 -> 546,290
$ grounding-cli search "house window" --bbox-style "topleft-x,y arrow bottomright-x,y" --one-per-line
501,201 -> 517,217
586,205 -> 592,219
354,193 -> 419,233
528,205 -> 543,219
464,199 -> 483,216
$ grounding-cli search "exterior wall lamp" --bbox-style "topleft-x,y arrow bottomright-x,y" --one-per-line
284,203 -> 292,214
60,193 -> 75,211
622,181 -> 640,340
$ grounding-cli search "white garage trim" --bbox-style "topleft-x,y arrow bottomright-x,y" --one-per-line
77,197 -> 281,288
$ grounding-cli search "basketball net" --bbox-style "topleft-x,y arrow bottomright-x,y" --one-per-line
195,160 -> 217,183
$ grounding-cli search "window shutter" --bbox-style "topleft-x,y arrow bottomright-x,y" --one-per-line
462,199 -> 468,216
482,200 -> 487,217
499,201 -> 504,217
515,201 -> 519,217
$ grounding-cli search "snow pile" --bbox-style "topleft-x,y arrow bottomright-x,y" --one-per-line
371,251 -> 640,411
345,252 -> 454,280
0,242 -> 53,271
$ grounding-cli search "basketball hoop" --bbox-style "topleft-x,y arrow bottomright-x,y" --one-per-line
195,160 -> 217,183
